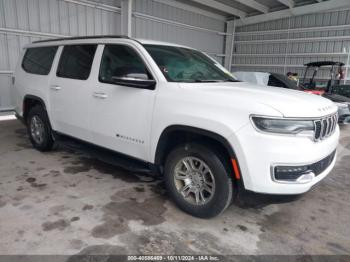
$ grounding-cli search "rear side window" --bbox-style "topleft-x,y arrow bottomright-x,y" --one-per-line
57,45 -> 97,80
22,46 -> 58,75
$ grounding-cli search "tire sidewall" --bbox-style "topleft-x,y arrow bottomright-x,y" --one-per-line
164,143 -> 233,218
27,106 -> 53,151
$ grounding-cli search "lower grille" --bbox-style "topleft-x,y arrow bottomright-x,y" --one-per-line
273,150 -> 336,181
310,150 -> 336,176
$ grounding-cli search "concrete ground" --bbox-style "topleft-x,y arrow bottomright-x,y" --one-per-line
0,119 -> 349,256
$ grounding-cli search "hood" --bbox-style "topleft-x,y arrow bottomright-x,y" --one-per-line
179,81 -> 337,118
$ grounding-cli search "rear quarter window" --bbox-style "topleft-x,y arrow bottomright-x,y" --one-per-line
22,46 -> 58,75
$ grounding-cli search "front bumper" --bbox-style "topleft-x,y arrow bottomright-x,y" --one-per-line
228,123 -> 339,195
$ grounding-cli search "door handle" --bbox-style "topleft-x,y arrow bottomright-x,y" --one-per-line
93,92 -> 108,99
50,85 -> 61,91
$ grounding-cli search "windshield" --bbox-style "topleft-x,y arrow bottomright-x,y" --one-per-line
144,44 -> 237,83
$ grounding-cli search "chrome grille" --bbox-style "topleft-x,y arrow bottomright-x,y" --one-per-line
314,114 -> 338,141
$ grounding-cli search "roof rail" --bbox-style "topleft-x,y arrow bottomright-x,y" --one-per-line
33,35 -> 132,44
305,61 -> 345,67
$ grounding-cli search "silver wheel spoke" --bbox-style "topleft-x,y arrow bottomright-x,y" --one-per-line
181,184 -> 192,197
197,162 -> 203,171
198,162 -> 207,173
175,170 -> 189,180
195,190 -> 200,204
31,116 -> 45,145
202,184 -> 213,194
189,158 -> 197,170
199,190 -> 206,203
182,159 -> 192,171
203,180 -> 214,187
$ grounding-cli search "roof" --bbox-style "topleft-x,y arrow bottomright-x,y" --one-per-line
305,61 -> 345,67
33,35 -> 131,44
136,39 -> 192,49
29,35 -> 193,50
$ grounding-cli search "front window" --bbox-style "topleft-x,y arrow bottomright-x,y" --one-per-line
99,44 -> 153,84
144,44 -> 237,83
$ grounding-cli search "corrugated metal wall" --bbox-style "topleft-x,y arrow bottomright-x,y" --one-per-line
232,9 -> 350,82
132,0 -> 226,64
0,0 -> 226,111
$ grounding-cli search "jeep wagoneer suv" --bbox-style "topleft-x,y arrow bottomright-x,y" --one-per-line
13,36 -> 339,218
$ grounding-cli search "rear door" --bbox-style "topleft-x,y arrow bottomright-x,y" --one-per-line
14,46 -> 58,115
49,44 -> 97,141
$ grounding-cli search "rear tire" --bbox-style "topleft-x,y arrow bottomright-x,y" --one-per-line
164,143 -> 233,218
27,105 -> 54,152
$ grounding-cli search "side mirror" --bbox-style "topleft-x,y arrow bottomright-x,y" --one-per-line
111,76 -> 156,90
125,73 -> 149,80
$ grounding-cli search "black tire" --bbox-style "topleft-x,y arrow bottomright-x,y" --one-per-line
26,105 -> 54,152
164,143 -> 233,218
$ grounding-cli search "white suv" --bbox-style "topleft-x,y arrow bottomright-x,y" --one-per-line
13,36 -> 339,218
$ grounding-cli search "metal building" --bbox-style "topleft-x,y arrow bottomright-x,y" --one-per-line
1,0 -> 350,111
233,8 -> 350,81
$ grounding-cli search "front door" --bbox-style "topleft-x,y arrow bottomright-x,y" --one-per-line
91,44 -> 157,161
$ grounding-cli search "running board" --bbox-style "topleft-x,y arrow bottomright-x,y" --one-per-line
54,133 -> 158,175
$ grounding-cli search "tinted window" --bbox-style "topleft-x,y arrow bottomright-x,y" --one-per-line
269,73 -> 299,90
268,74 -> 291,89
22,46 -> 58,75
99,44 -> 152,84
57,45 -> 97,80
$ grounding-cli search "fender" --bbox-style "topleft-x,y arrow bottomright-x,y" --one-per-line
154,125 -> 236,164
24,95 -> 46,107
23,94 -> 47,120
154,125 -> 245,186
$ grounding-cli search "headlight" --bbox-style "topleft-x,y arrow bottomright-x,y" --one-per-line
251,116 -> 315,135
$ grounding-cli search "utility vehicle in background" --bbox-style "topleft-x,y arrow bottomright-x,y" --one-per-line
301,61 -> 350,98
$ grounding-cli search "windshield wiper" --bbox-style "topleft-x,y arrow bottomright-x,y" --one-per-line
193,79 -> 239,83
224,78 -> 239,82
193,79 -> 222,83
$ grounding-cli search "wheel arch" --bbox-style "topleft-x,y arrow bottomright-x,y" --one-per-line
23,95 -> 47,122
154,125 -> 242,182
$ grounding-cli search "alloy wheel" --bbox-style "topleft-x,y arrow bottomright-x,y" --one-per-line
173,156 -> 215,205
30,115 -> 45,145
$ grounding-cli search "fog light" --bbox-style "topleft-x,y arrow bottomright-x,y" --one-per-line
274,165 -> 310,182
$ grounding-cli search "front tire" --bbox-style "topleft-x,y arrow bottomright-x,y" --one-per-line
27,105 -> 54,152
164,143 -> 233,218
